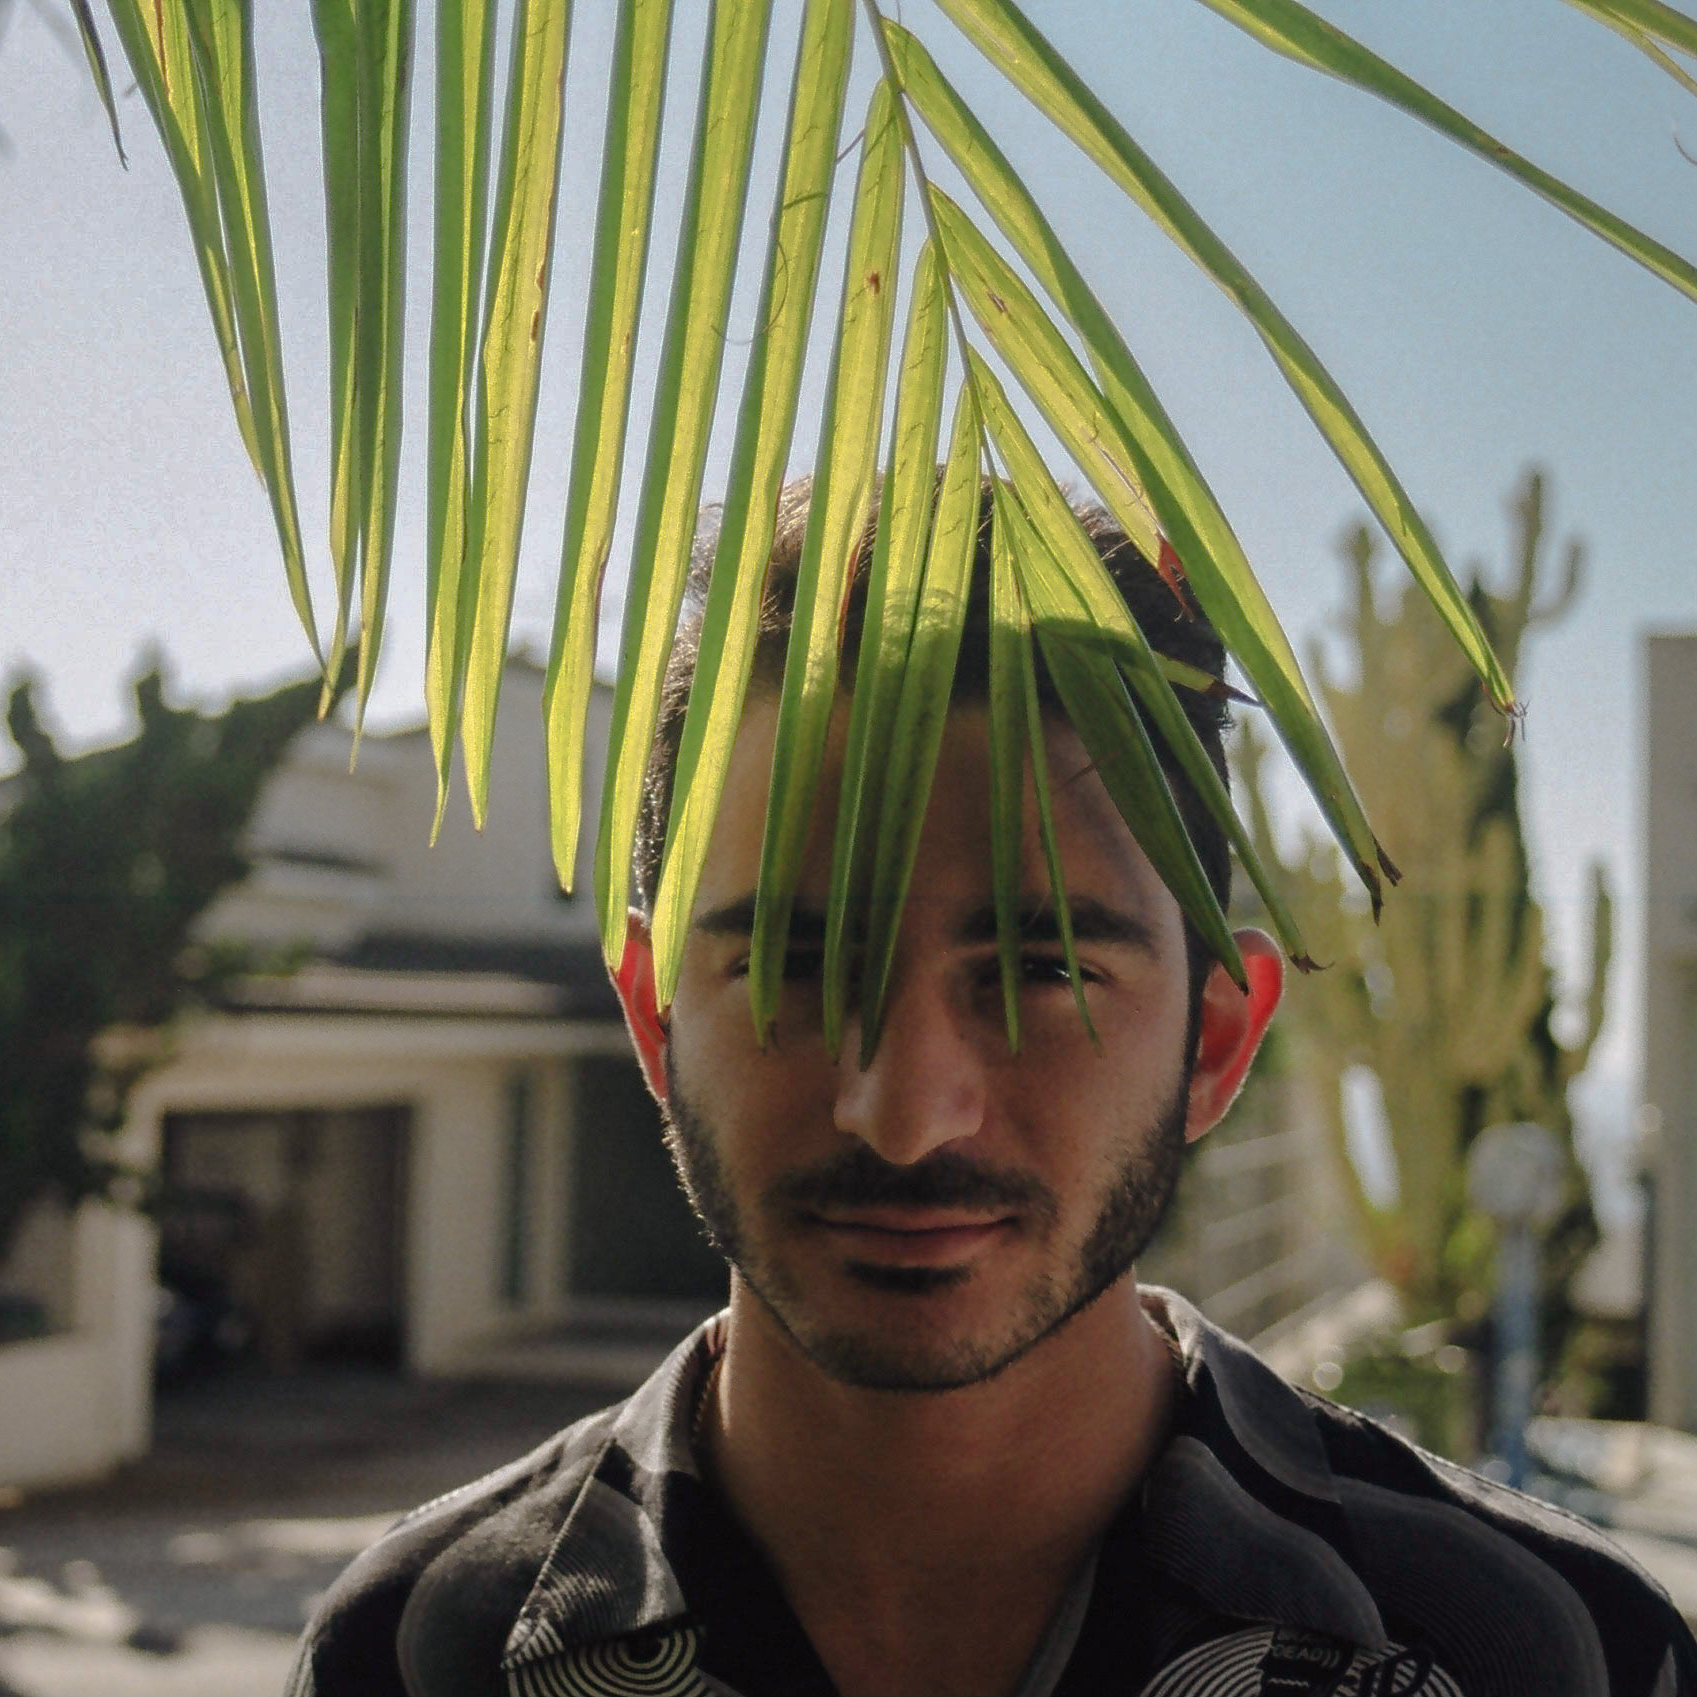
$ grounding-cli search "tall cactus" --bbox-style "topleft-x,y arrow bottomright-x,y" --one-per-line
1243,471 -> 1609,1316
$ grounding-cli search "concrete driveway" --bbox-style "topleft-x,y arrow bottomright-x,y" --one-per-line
0,1365 -> 617,1697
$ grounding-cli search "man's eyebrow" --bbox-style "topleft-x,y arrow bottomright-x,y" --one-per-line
691,896 -> 829,944
958,897 -> 1158,952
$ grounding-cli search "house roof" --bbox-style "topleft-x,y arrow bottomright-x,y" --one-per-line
214,932 -> 622,1021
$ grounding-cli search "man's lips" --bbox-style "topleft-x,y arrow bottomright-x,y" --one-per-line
803,1209 -> 1017,1264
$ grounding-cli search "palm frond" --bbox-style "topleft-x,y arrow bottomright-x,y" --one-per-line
90,0 -> 1697,1049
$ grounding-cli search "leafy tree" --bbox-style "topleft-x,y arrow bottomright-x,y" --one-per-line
1241,471 -> 1610,1323
0,663 -> 339,1268
70,0 -> 1697,1045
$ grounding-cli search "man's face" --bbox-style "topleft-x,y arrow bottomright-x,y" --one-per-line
650,700 -> 1214,1393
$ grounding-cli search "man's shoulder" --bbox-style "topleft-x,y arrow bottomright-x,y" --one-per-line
285,1400 -> 623,1697
1305,1387 -> 1662,1583
1146,1290 -> 1697,1696
1304,1386 -> 1695,1693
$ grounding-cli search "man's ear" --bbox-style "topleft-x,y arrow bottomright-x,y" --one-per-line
1184,927 -> 1283,1144
613,913 -> 670,1106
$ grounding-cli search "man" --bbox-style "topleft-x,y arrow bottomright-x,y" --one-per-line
289,483 -> 1694,1697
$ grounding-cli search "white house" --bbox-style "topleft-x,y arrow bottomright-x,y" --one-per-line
0,663 -> 724,1490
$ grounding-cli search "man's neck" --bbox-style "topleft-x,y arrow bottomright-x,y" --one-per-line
698,1278 -> 1177,1697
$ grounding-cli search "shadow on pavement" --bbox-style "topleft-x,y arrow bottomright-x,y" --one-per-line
0,1363 -> 620,1697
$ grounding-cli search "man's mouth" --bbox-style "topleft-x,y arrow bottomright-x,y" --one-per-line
805,1209 -> 1018,1264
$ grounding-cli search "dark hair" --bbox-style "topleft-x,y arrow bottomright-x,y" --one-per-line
634,477 -> 1233,985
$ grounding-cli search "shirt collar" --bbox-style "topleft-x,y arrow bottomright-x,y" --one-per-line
502,1295 -> 1390,1676
1138,1287 -> 1389,1650
501,1318 -> 721,1679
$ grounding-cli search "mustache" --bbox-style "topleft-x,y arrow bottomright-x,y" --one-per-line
768,1145 -> 1057,1223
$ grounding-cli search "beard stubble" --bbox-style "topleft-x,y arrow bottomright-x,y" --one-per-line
660,1048 -> 1191,1393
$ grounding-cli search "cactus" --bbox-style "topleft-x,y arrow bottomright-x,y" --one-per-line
1242,471 -> 1608,1318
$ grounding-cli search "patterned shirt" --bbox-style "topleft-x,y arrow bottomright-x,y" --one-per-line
286,1290 -> 1696,1696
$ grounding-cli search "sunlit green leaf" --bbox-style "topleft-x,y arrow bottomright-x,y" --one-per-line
892,21 -> 1392,900
936,0 -> 1512,719
423,0 -> 499,831
349,0 -> 414,738
748,75 -> 904,1037
977,356 -> 1311,966
816,239 -> 949,1050
986,480 -> 1028,1052
595,0 -> 778,961
180,0 -> 318,662
929,187 -> 1165,565
899,85 -> 1388,900
1191,0 -> 1697,306
856,384 -> 980,1062
1000,501 -> 1247,990
991,390 -> 1303,977
643,0 -> 854,1007
978,364 -> 1248,982
1559,0 -> 1697,97
1569,0 -> 1697,55
312,0 -> 362,697
68,0 -> 124,163
545,0 -> 678,890
102,0 -> 264,522
988,480 -> 1098,1049
460,0 -> 573,823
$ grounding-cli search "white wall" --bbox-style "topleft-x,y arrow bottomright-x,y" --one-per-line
0,1203 -> 154,1491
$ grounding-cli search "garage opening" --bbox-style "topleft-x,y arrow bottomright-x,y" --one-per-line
158,1105 -> 409,1373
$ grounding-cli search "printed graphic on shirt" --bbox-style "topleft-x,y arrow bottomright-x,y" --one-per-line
1138,1625 -> 1461,1697
514,1624 -> 704,1697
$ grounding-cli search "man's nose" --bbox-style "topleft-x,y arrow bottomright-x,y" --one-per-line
832,969 -> 987,1164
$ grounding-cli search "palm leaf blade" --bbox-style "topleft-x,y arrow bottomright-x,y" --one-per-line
544,0 -> 678,895
988,480 -> 1100,1046
649,0 -> 864,1008
816,240 -> 949,1050
423,0 -> 499,829
1559,0 -> 1697,95
937,0 -> 1512,718
977,357 -> 1309,965
69,0 -> 124,162
460,0 -> 574,825
852,375 -> 974,1062
978,363 -> 1247,983
1574,0 -> 1697,55
930,188 -> 1165,563
102,0 -> 264,479
1192,0 -> 1697,303
593,0 -> 778,962
310,0 -> 363,695
914,137 -> 1388,901
985,481 -> 1029,1051
181,0 -> 319,662
748,75 -> 904,1036
350,0 -> 415,735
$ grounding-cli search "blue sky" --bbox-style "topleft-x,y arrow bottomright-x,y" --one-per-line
2,0 -> 1693,1197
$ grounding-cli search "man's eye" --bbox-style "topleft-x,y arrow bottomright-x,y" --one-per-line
727,949 -> 824,982
1019,953 -> 1095,988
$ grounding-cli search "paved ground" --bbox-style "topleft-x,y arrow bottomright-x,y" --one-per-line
0,1365 -> 619,1697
